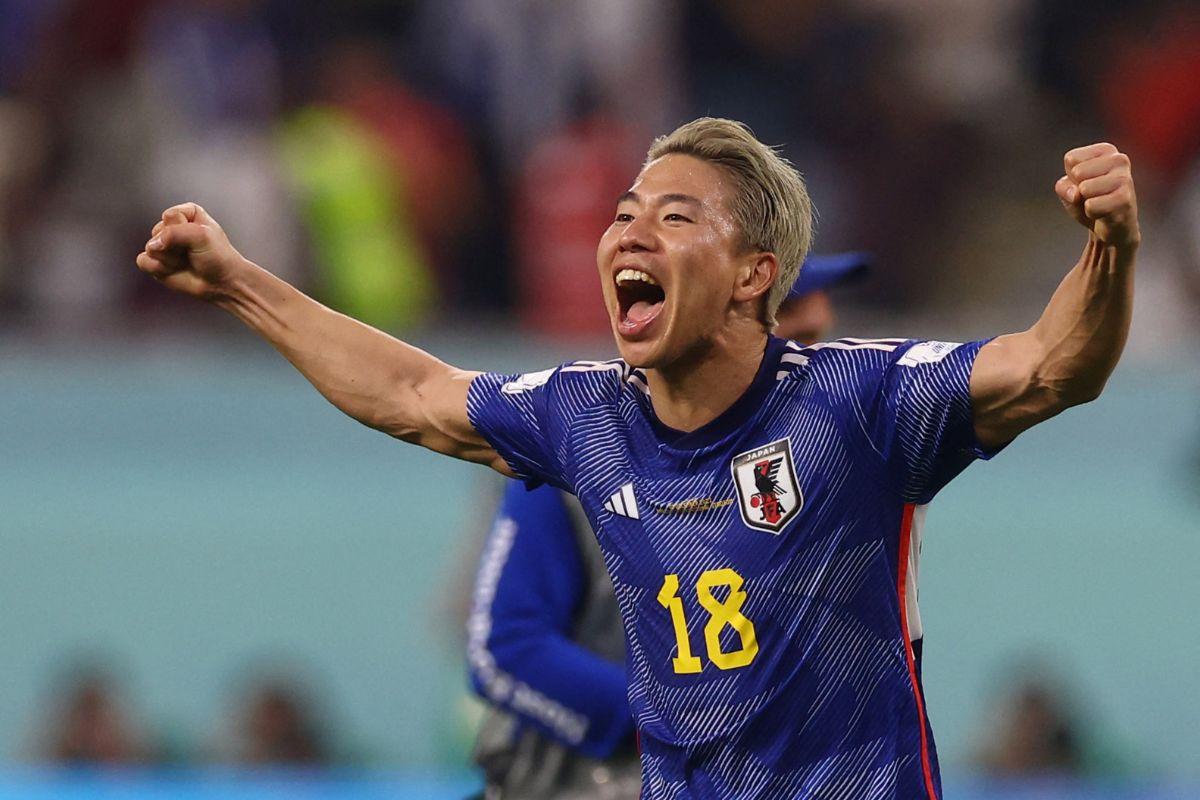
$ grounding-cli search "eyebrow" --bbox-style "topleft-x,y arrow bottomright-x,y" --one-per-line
616,191 -> 703,207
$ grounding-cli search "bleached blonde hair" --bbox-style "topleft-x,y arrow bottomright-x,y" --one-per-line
646,118 -> 814,327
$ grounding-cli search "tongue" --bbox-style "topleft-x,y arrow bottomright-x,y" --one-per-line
626,299 -> 660,324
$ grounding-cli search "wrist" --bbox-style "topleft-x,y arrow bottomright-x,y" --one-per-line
213,258 -> 264,311
1087,233 -> 1139,270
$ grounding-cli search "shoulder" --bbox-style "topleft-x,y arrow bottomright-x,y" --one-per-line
775,337 -> 911,380
775,338 -> 985,407
496,358 -> 641,400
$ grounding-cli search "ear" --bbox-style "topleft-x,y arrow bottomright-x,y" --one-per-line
732,252 -> 778,305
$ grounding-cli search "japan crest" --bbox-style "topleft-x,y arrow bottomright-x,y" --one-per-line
731,437 -> 802,534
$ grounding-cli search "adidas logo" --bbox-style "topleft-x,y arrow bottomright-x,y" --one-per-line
603,483 -> 640,520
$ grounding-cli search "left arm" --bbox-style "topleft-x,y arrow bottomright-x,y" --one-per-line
970,143 -> 1140,449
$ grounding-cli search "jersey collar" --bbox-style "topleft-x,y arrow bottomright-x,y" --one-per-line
645,335 -> 787,451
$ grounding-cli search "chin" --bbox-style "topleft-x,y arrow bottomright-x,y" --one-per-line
613,337 -> 656,369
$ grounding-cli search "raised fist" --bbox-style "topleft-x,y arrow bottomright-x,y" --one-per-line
1055,144 -> 1140,250
135,203 -> 249,301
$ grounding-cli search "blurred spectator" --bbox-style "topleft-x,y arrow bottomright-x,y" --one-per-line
777,252 -> 870,343
134,0 -> 305,291
0,0 -> 69,92
975,673 -> 1083,776
317,34 -> 482,307
0,95 -> 49,309
851,0 -> 1034,121
679,1 -> 995,309
278,101 -> 433,331
3,0 -> 159,331
6,0 -> 1163,336
513,110 -> 644,335
1095,2 -> 1200,182
31,665 -> 148,765
415,0 -> 680,170
215,674 -> 331,765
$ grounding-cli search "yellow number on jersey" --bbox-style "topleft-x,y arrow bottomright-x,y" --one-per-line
658,568 -> 758,674
656,574 -> 702,673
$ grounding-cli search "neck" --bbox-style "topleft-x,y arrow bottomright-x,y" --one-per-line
646,326 -> 769,432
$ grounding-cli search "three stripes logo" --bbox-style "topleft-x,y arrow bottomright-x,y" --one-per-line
603,483 -> 640,520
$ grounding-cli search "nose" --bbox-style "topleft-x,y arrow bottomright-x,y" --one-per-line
618,215 -> 656,254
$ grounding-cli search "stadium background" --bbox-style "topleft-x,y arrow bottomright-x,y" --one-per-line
1,0 -> 1197,797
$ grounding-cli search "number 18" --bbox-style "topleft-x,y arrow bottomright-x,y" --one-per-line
657,568 -> 759,674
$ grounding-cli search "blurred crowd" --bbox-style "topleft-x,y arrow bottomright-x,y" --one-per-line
24,655 -> 1133,777
28,659 -> 336,767
0,0 -> 1197,340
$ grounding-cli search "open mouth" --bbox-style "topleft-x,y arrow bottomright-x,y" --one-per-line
615,268 -> 666,335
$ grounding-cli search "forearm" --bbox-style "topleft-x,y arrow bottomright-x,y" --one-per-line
137,203 -> 504,466
216,260 -> 473,445
972,143 -> 1140,448
471,633 -> 634,756
973,236 -> 1135,447
1024,234 -> 1136,406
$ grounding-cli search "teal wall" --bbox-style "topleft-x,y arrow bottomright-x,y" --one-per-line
1,336 -> 1197,774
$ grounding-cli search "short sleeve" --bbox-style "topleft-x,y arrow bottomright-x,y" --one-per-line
862,339 -> 1001,503
467,368 -> 573,491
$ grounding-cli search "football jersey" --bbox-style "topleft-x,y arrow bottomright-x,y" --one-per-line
467,335 -> 999,800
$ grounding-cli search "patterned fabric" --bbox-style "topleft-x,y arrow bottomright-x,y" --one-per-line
467,335 -> 997,799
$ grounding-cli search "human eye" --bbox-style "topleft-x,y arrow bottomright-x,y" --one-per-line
614,212 -> 635,223
664,213 -> 693,223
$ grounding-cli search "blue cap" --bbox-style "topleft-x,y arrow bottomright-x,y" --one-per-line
788,252 -> 871,300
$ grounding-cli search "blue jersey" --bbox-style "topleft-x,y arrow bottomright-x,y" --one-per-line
467,335 -> 998,799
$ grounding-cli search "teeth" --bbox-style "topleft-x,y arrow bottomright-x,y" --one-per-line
615,268 -> 659,286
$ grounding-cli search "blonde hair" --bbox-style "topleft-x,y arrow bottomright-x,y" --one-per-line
646,118 -> 814,327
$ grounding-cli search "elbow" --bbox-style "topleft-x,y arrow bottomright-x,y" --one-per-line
465,617 -> 512,703
1066,381 -> 1105,407
465,616 -> 538,703
371,375 -> 426,439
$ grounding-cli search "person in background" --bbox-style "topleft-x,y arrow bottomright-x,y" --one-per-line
33,666 -> 148,766
210,672 -> 331,766
466,253 -> 870,800
974,674 -> 1083,777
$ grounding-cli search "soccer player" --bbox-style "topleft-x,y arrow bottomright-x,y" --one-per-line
466,253 -> 870,800
136,119 -> 1138,798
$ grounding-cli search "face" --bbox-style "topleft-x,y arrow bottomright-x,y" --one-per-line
596,154 -> 772,369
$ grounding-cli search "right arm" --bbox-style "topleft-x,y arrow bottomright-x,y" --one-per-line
136,203 -> 513,474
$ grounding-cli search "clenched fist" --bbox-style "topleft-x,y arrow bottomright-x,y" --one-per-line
135,203 -> 249,301
1055,143 -> 1140,250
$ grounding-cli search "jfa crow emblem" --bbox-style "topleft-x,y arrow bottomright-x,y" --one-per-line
731,438 -> 802,533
